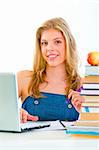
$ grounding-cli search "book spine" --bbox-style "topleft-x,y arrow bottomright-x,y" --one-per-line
66,130 -> 99,136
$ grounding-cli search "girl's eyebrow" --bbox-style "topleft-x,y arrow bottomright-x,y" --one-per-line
41,39 -> 47,42
53,37 -> 63,40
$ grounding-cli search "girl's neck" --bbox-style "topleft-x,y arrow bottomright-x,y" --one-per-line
46,63 -> 66,83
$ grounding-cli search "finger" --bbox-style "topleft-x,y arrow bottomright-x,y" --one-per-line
75,101 -> 82,112
20,109 -> 22,123
22,112 -> 28,123
20,108 -> 29,123
81,96 -> 85,103
72,100 -> 82,112
68,89 -> 80,99
20,108 -> 27,123
69,94 -> 79,102
68,89 -> 74,99
71,95 -> 80,102
73,99 -> 82,105
74,97 -> 85,103
72,97 -> 83,105
27,114 -> 39,121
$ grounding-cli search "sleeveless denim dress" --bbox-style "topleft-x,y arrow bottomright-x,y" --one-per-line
22,91 -> 81,121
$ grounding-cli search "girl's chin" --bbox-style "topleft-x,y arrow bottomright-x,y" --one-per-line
46,61 -> 66,67
47,62 -> 60,67
47,63 -> 57,67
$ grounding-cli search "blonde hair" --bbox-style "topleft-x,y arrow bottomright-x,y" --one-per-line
28,17 -> 81,98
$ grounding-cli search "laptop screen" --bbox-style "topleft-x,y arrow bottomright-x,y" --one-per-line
0,73 -> 21,132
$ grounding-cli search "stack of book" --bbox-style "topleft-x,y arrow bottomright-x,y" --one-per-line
66,65 -> 99,136
66,112 -> 99,136
81,65 -> 99,112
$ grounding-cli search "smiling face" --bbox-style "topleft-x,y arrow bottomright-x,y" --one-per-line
40,28 -> 66,67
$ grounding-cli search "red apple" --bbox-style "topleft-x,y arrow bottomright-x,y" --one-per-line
87,51 -> 99,66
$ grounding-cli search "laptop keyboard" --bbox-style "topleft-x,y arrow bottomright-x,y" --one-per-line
20,121 -> 51,130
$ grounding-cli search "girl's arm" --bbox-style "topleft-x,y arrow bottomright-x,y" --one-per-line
17,71 -> 39,123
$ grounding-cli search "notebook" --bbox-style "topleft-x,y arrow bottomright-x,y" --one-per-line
0,72 -> 50,132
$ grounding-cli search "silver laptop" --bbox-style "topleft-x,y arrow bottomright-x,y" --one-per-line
0,72 -> 50,132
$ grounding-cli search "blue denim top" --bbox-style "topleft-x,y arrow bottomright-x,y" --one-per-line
22,92 -> 80,121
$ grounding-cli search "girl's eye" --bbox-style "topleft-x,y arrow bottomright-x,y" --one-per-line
55,40 -> 62,44
41,41 -> 48,46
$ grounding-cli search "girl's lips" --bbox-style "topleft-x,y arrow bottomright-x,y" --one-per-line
47,54 -> 58,58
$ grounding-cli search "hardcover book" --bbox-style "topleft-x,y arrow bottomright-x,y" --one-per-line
79,112 -> 99,120
81,89 -> 99,96
82,95 -> 99,103
82,102 -> 99,107
66,124 -> 99,136
83,76 -> 99,83
85,65 -> 99,76
83,83 -> 99,89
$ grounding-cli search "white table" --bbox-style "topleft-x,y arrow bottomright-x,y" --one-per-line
0,130 -> 99,150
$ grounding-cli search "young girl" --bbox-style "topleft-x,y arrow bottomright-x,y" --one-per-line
17,17 -> 84,123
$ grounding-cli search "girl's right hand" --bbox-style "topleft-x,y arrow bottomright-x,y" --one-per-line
20,108 -> 39,123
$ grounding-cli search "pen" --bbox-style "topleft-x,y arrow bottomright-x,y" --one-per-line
59,120 -> 67,129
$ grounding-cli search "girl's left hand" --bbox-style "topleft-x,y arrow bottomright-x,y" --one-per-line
68,89 -> 85,112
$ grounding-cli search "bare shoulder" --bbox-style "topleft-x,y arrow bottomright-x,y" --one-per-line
17,70 -> 33,98
17,70 -> 33,79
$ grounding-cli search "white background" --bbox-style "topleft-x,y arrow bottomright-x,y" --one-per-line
0,0 -> 98,76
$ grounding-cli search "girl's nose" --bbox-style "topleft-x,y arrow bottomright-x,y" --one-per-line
46,43 -> 54,51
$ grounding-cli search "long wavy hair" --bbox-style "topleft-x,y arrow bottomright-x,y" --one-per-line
28,17 -> 81,98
